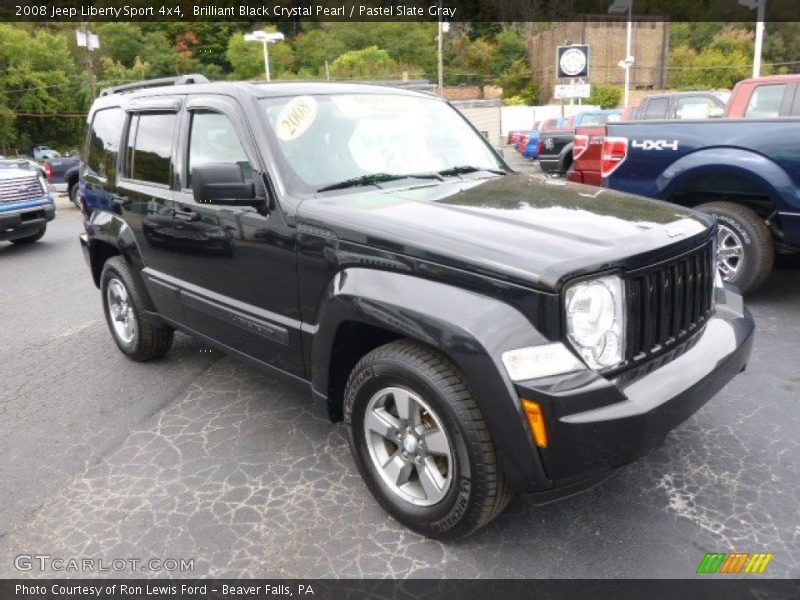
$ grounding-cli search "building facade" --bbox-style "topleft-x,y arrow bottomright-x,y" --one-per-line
529,19 -> 670,103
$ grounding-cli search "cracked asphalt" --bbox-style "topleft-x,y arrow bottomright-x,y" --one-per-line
0,181 -> 798,578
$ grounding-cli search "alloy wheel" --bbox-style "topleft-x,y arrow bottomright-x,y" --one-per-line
363,386 -> 454,506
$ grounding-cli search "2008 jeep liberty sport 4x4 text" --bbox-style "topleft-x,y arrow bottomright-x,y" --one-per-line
78,76 -> 755,539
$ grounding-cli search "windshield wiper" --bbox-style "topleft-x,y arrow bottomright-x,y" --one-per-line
437,165 -> 506,177
317,172 -> 443,193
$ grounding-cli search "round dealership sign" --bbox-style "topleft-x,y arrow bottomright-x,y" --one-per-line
557,45 -> 589,78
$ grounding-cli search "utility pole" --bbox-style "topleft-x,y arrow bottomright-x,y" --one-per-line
79,22 -> 97,101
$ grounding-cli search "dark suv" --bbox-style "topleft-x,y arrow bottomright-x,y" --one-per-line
79,75 -> 755,539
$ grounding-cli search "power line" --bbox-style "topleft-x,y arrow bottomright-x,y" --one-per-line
0,111 -> 87,118
665,60 -> 800,71
1,77 -> 140,96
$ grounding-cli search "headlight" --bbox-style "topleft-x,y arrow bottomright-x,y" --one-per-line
565,275 -> 625,370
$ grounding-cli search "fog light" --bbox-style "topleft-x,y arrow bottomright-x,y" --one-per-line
521,399 -> 548,448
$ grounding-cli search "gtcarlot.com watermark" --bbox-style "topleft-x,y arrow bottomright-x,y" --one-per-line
14,554 -> 194,573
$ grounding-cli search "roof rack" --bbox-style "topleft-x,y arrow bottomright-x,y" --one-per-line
99,74 -> 209,97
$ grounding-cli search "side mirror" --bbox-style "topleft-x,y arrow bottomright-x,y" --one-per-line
192,162 -> 256,205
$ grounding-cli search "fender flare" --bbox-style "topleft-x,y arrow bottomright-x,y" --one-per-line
312,267 -> 553,490
86,210 -> 156,310
656,147 -> 795,211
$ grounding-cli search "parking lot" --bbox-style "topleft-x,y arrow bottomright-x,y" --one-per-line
1,178 -> 798,578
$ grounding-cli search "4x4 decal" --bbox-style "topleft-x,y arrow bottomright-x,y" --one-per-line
631,139 -> 679,151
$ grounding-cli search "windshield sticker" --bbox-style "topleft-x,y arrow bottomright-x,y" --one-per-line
332,94 -> 415,118
275,96 -> 318,141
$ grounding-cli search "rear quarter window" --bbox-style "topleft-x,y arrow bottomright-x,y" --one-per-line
642,97 -> 668,119
86,108 -> 123,180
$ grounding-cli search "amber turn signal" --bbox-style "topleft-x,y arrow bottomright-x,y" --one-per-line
521,399 -> 548,448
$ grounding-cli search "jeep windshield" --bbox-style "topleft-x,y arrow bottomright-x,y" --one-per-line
259,93 -> 505,194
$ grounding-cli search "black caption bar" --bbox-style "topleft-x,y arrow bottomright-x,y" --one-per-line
1,0 -> 800,22
3,580 -> 800,600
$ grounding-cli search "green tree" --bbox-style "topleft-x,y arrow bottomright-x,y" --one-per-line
293,26 -> 347,75
668,27 -> 754,89
329,46 -> 397,79
139,32 -> 180,77
226,31 -> 295,80
94,23 -> 145,68
588,85 -> 622,109
0,24 -> 84,153
498,59 -> 538,105
491,29 -> 527,76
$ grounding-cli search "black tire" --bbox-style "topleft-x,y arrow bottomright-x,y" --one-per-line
100,256 -> 174,361
68,182 -> 79,207
697,201 -> 774,294
10,226 -> 46,244
345,339 -> 512,539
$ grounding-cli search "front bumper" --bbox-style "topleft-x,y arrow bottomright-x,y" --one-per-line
0,199 -> 55,241
515,283 -> 754,489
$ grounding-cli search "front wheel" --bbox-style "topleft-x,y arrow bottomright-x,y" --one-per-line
697,201 -> 774,294
345,340 -> 512,539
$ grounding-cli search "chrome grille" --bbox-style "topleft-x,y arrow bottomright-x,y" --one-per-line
0,175 -> 45,205
624,241 -> 715,362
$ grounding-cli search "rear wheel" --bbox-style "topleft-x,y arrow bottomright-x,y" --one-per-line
10,226 -> 46,244
100,256 -> 174,361
345,340 -> 512,539
697,201 -> 774,294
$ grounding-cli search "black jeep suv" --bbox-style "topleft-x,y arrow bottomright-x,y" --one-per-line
79,75 -> 755,539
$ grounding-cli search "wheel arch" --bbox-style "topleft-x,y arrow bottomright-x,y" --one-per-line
659,148 -> 790,216
559,142 -> 574,173
311,268 -> 552,490
86,211 -> 157,311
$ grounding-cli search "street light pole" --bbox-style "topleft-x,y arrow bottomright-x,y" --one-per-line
623,1 -> 632,107
437,19 -> 443,95
262,40 -> 270,82
753,1 -> 765,78
608,0 -> 634,107
244,31 -> 285,82
739,0 -> 766,78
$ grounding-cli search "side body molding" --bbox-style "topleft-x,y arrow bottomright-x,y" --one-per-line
311,267 -> 553,490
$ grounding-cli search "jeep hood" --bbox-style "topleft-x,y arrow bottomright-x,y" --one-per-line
297,173 -> 713,291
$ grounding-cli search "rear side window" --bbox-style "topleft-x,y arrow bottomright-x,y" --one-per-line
744,84 -> 786,118
642,97 -> 668,119
125,112 -> 176,186
675,96 -> 723,119
579,114 -> 607,126
86,108 -> 123,180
